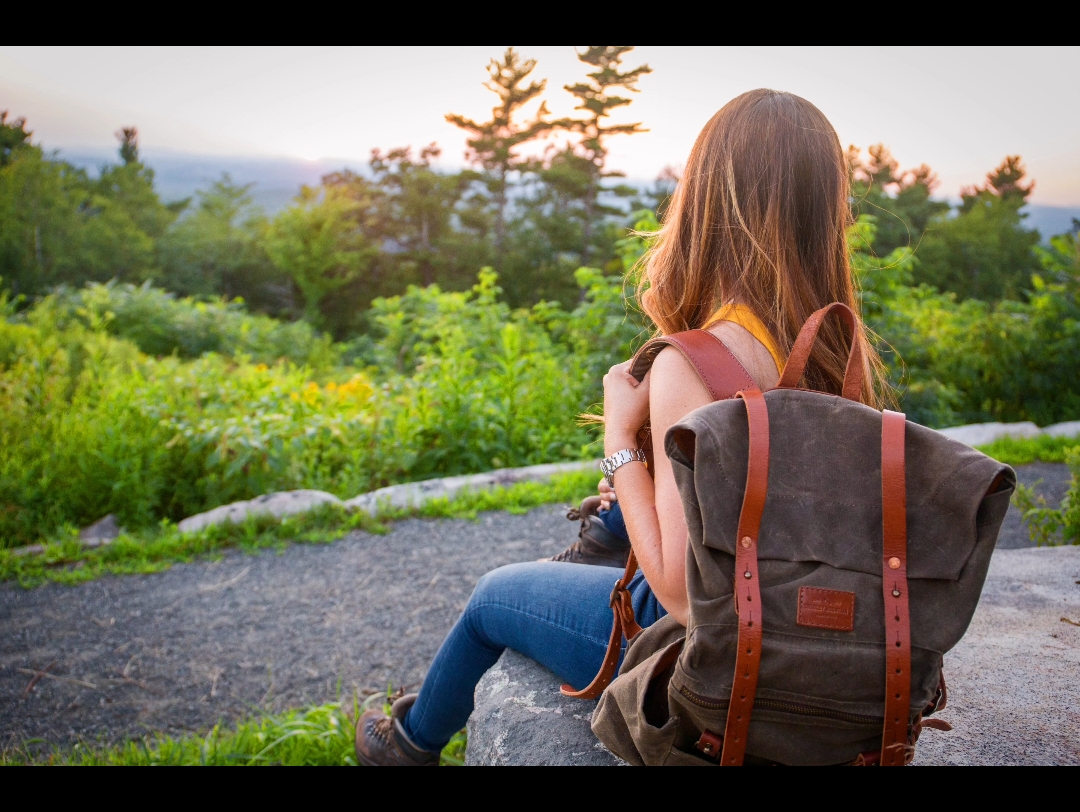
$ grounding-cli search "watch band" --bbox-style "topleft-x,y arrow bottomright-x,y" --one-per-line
600,448 -> 647,488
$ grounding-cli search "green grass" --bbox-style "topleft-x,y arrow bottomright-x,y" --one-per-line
975,434 -> 1080,466
0,696 -> 467,766
0,470 -> 598,588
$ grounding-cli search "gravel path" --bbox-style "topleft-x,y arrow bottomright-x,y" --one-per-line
0,462 -> 1072,753
1,507 -> 570,752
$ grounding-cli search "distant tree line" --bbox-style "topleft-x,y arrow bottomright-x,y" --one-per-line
0,47 -> 1066,340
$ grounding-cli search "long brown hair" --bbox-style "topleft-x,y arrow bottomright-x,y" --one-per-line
639,89 -> 888,407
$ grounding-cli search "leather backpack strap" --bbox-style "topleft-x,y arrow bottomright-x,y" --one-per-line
719,387 -> 770,766
880,410 -> 912,766
630,330 -> 755,396
776,302 -> 864,401
560,550 -> 642,699
560,331 -> 754,701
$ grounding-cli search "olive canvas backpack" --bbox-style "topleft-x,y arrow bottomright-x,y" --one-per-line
579,303 -> 1015,766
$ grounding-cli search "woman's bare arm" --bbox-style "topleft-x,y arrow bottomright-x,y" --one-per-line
602,321 -> 779,624
603,347 -> 711,625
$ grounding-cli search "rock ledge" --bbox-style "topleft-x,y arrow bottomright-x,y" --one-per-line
466,649 -> 624,766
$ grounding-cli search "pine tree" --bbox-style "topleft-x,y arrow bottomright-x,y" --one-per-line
563,46 -> 651,266
368,144 -> 473,288
116,127 -> 140,165
446,48 -> 551,269
960,155 -> 1034,211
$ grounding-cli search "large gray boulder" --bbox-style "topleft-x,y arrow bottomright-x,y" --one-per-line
936,421 -> 1042,446
344,461 -> 597,515
1044,420 -> 1080,439
466,649 -> 625,765
174,461 -> 599,535
177,490 -> 344,534
465,546 -> 1080,766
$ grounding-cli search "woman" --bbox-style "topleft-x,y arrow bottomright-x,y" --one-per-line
355,89 -> 888,766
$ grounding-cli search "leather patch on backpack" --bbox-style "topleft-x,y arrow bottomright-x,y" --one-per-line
797,587 -> 855,631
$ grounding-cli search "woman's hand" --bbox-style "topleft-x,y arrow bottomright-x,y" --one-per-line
603,360 -> 650,456
598,477 -> 617,511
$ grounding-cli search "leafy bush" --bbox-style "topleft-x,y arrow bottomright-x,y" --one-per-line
43,281 -> 338,368
1013,448 -> 1080,546
857,216 -> 1080,427
0,271 -> 622,547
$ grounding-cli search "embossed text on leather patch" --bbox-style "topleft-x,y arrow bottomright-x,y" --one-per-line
797,587 -> 855,631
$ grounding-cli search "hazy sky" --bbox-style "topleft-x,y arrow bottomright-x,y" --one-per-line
3,46 -> 1079,205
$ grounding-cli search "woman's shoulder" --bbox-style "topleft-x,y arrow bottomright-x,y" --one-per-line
649,325 -> 779,397
703,322 -> 780,390
649,344 -> 714,415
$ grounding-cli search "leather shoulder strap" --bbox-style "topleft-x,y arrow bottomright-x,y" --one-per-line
880,410 -> 912,765
719,388 -> 769,765
630,330 -> 755,396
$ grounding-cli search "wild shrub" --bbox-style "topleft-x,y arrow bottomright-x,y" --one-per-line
44,281 -> 338,368
0,271 -> 617,547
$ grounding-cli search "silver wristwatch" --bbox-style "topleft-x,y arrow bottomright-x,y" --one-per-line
600,448 -> 647,488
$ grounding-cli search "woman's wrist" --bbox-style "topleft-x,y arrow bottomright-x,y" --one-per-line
604,430 -> 640,457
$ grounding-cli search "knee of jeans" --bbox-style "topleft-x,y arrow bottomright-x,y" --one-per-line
469,562 -> 518,608
466,561 -> 540,614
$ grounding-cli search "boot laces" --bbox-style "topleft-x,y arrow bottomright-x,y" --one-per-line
549,542 -> 583,563
366,715 -> 395,748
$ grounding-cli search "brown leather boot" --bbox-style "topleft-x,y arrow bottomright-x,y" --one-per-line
543,496 -> 630,568
354,693 -> 440,766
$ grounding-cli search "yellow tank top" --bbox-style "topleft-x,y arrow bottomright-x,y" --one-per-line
704,303 -> 785,375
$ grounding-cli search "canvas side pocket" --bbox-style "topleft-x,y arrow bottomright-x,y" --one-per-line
592,636 -> 684,766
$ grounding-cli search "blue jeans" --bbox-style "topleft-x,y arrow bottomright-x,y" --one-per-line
401,504 -> 662,752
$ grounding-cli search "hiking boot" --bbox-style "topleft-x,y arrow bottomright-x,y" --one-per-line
355,692 -> 440,766
543,496 -> 630,568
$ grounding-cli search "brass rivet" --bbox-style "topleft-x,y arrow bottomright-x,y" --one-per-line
741,536 -> 752,548
888,557 -> 901,570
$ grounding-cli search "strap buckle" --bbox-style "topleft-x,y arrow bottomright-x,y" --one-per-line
609,579 -> 625,608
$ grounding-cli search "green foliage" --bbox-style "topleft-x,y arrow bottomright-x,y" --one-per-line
446,48 -> 552,269
0,110 -> 33,166
914,157 -> 1039,301
0,272 -> 606,548
2,699 -> 467,766
2,48 -> 658,316
561,45 -> 652,269
1035,223 -> 1080,284
156,176 -> 285,313
0,125 -> 180,298
41,281 -> 338,367
266,184 -> 377,330
975,434 -> 1080,467
853,214 -> 1080,427
1012,448 -> 1080,546
849,144 -> 950,259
